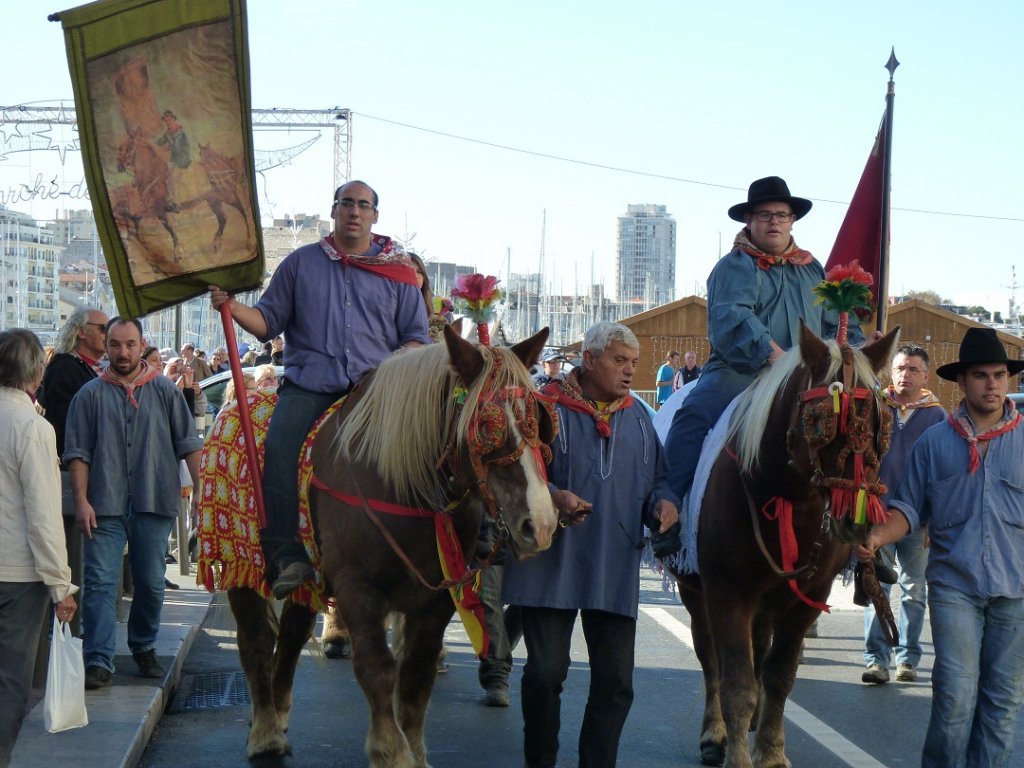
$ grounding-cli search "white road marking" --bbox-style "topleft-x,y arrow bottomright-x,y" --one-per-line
640,605 -> 890,768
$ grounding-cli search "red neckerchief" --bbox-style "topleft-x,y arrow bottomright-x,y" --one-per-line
947,398 -> 1022,475
542,367 -> 633,438
733,228 -> 813,271
320,233 -> 419,286
100,360 -> 161,409
78,352 -> 102,375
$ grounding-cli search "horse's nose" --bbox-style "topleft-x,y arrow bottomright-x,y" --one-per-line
520,509 -> 556,551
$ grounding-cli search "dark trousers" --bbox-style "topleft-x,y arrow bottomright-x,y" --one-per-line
0,581 -> 50,768
478,561 -> 522,689
261,380 -> 342,559
520,607 -> 636,768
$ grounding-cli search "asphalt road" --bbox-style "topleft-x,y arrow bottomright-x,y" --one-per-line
138,568 -> 1023,768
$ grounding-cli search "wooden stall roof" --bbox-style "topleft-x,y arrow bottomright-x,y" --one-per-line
618,296 -> 710,392
563,298 -> 1024,409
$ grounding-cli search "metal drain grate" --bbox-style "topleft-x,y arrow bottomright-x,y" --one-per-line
173,670 -> 250,711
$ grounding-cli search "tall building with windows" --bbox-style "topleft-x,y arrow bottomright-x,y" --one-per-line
616,204 -> 676,308
0,207 -> 62,334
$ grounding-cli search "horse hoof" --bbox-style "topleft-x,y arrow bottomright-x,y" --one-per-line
700,744 -> 725,767
323,638 -> 351,659
249,749 -> 293,768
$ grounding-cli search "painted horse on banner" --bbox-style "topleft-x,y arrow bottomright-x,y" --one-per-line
198,326 -> 558,768
675,322 -> 899,768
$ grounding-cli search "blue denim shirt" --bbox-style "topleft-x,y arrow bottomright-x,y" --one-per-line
63,375 -> 203,518
704,248 -> 863,377
254,238 -> 430,394
890,416 -> 1024,599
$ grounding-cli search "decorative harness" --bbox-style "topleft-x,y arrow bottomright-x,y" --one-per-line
311,355 -> 558,594
736,345 -> 891,611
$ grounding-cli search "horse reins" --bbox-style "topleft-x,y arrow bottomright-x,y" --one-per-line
735,346 -> 888,611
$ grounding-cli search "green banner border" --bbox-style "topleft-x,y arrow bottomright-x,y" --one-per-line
58,0 -> 264,318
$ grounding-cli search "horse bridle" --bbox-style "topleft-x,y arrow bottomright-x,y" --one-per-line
735,346 -> 890,607
795,345 -> 891,528
438,377 -> 557,554
317,365 -> 557,593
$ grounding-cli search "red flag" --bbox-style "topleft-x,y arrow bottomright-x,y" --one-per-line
826,115 -> 887,287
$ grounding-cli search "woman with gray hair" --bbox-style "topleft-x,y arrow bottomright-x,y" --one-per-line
0,329 -> 78,766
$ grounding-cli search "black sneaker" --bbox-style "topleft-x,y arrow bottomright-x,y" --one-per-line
85,665 -> 112,690
133,649 -> 164,679
271,559 -> 315,600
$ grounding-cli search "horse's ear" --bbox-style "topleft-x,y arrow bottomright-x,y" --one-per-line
443,323 -> 485,386
860,325 -> 901,375
450,317 -> 464,338
798,317 -> 831,377
510,328 -> 550,371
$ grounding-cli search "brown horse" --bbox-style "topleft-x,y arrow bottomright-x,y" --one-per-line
208,327 -> 558,767
676,322 -> 899,768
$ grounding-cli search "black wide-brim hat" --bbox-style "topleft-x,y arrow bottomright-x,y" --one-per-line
728,176 -> 813,223
936,327 -> 1024,381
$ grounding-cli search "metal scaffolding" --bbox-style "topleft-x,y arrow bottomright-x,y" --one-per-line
0,104 -> 352,190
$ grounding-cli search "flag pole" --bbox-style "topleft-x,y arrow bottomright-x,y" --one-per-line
876,48 -> 899,330
220,303 -> 267,529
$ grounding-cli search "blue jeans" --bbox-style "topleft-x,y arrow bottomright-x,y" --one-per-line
921,584 -> 1024,768
82,511 -> 174,671
664,365 -> 751,499
261,380 -> 343,553
863,527 -> 928,667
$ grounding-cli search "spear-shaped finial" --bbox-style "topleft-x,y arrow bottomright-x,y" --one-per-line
885,48 -> 900,81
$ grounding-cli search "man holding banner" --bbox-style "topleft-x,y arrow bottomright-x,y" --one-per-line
209,180 -> 429,598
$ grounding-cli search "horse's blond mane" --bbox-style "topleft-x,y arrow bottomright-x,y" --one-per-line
331,342 -> 536,505
727,341 -> 880,473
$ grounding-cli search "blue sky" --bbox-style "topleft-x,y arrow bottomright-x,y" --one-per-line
3,1 -> 1023,317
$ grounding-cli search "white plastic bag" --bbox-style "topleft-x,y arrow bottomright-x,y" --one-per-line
43,614 -> 89,733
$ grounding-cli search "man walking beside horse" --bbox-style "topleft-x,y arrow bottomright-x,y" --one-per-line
859,327 -> 1024,768
208,180 -> 429,599
503,321 -> 679,768
860,345 -> 945,686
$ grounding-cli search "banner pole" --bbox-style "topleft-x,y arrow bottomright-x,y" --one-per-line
220,303 -> 267,529
877,48 -> 899,330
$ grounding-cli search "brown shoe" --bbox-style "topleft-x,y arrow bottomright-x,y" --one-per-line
895,663 -> 917,682
862,663 -> 890,684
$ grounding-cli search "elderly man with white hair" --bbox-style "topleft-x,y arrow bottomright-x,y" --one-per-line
503,321 -> 680,768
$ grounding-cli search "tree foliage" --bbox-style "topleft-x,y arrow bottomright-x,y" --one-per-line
903,289 -> 948,306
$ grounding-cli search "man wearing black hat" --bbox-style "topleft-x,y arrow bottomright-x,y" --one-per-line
858,327 -> 1024,768
665,176 -> 864,510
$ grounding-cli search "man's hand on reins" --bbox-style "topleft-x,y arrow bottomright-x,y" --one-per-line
551,489 -> 592,528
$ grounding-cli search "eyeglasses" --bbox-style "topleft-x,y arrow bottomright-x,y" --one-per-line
334,198 -> 376,211
751,210 -> 795,223
893,365 -> 925,375
86,322 -> 107,333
